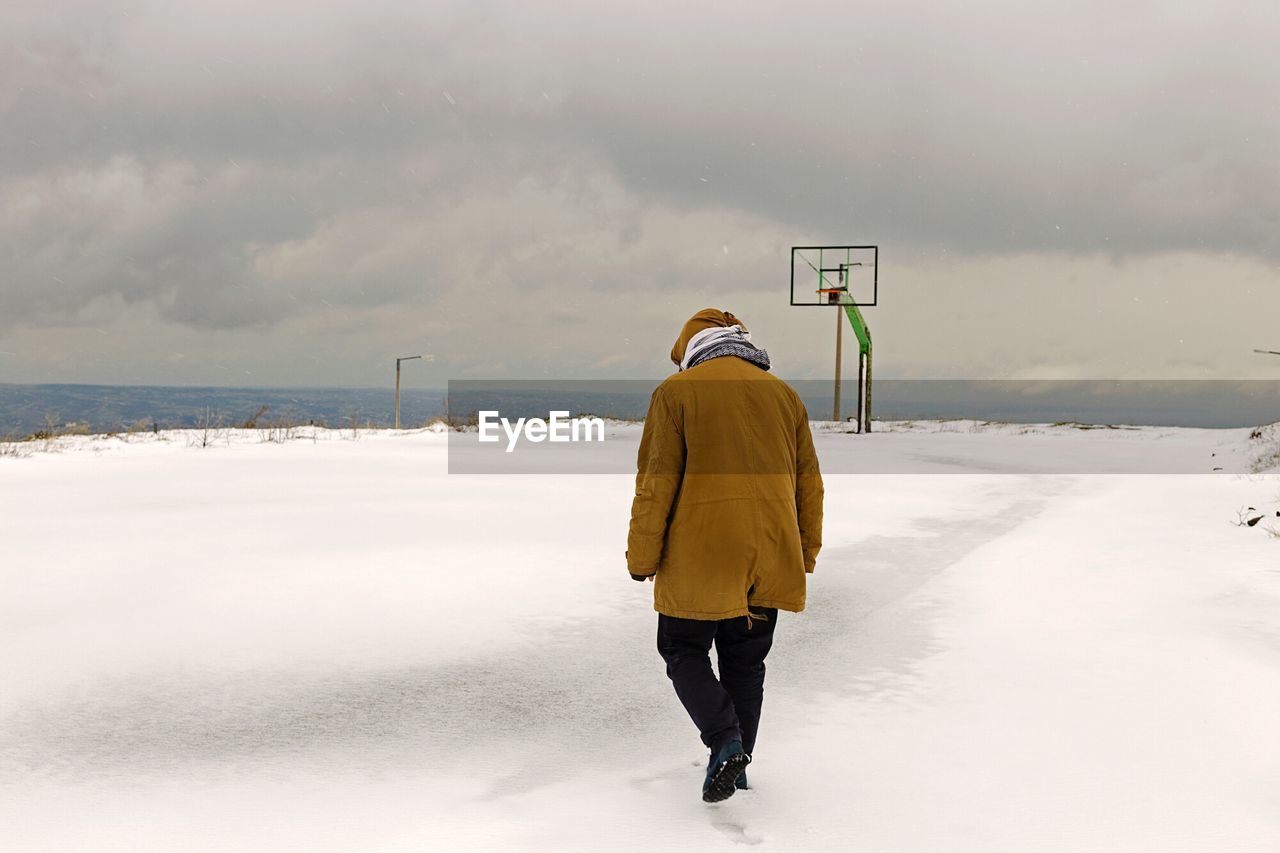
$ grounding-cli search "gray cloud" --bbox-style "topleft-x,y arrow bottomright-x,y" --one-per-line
1,1 -> 1278,383
550,2 -> 1280,256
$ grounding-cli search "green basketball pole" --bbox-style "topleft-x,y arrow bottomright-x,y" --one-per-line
843,301 -> 872,433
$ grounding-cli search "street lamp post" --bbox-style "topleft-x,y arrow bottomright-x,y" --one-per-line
395,355 -> 423,429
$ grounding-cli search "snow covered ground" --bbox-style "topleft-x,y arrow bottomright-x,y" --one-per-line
2,422 -> 1279,852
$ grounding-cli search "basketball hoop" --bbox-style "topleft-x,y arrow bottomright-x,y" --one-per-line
789,246 -> 879,431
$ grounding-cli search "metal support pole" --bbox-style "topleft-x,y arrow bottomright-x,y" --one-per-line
864,344 -> 873,434
856,351 -> 865,433
394,355 -> 423,429
833,306 -> 843,422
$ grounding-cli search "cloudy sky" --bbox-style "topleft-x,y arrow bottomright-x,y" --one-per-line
2,0 -> 1278,388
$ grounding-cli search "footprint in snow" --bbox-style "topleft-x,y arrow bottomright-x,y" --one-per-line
712,817 -> 763,845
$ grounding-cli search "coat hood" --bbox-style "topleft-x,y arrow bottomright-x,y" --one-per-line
669,308 -> 749,366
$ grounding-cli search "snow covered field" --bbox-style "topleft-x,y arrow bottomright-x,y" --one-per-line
2,422 -> 1279,852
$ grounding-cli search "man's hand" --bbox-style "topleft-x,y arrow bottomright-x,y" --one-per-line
626,550 -> 655,582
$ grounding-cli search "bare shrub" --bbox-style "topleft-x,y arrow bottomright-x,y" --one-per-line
0,436 -> 31,459
126,419 -> 158,438
23,412 -> 62,444
1247,424 -> 1280,474
1232,506 -> 1265,528
438,409 -> 480,431
342,410 -> 371,441
257,418 -> 300,444
190,407 -> 226,449
243,405 -> 271,429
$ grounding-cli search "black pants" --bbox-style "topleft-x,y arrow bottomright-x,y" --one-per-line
656,607 -> 778,756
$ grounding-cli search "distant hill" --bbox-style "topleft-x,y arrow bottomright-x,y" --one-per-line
0,384 -> 446,436
3,379 -> 1279,437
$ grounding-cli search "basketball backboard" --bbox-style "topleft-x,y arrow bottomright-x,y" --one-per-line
790,245 -> 878,307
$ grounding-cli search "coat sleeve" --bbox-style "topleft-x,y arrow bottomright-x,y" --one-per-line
795,403 -> 824,573
626,386 -> 685,575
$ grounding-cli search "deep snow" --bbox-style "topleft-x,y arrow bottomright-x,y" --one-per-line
2,423 -> 1279,852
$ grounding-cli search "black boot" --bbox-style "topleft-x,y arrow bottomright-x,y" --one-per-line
702,741 -> 750,803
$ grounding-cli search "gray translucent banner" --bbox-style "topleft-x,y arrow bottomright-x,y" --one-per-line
445,380 -> 1280,475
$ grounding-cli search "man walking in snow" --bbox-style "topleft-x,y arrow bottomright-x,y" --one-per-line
627,308 -> 824,802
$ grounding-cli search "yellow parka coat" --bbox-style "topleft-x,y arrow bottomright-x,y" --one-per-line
626,309 -> 824,619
